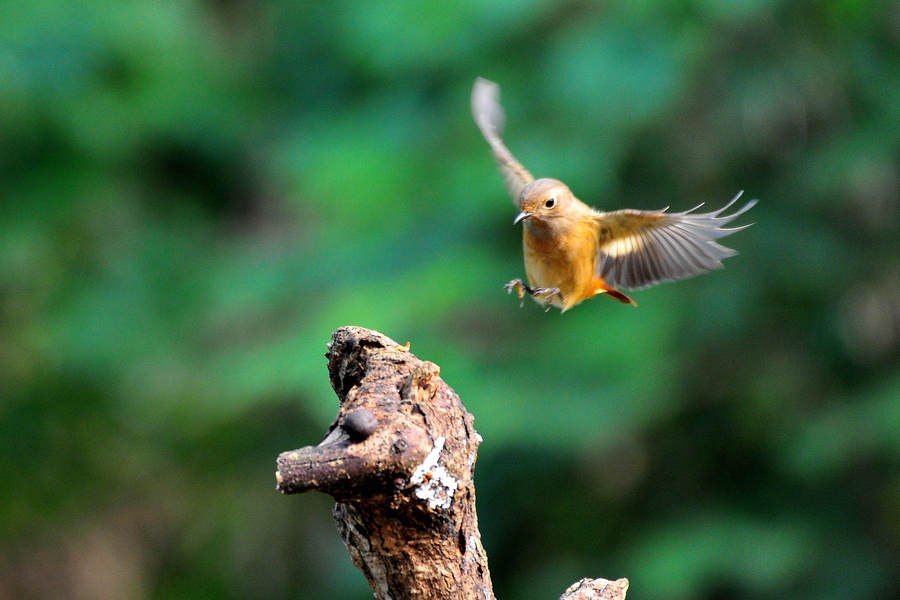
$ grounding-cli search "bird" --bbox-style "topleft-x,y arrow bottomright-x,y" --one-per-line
471,77 -> 756,313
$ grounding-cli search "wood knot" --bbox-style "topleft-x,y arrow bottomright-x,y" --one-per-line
342,408 -> 378,441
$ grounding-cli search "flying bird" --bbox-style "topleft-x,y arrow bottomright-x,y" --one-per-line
471,77 -> 756,312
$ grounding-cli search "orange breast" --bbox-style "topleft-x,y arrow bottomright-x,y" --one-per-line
522,220 -> 598,310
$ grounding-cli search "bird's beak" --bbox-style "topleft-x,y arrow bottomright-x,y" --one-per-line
513,210 -> 533,225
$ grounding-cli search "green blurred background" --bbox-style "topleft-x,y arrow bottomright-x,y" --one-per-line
2,1 -> 898,599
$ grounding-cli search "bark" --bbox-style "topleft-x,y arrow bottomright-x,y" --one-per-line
276,326 -> 627,600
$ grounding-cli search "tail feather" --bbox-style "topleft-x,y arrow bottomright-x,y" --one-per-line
593,279 -> 637,306
602,289 -> 638,306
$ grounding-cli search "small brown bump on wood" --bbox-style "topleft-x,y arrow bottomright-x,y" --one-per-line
343,408 -> 378,441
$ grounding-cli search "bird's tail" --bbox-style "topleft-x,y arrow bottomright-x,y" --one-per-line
592,278 -> 637,306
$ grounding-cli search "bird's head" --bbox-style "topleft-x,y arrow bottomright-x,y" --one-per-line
514,178 -> 574,225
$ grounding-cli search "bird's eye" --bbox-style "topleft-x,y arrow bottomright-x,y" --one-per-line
544,197 -> 557,209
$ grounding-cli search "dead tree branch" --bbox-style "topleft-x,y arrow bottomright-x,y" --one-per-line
275,326 -> 627,600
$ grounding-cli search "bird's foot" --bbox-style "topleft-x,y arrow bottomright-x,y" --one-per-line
532,287 -> 562,311
504,278 -> 529,307
505,280 -> 562,310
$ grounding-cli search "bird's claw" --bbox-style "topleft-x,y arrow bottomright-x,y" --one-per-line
533,287 -> 562,311
504,278 -> 527,307
504,280 -> 562,310
533,286 -> 561,300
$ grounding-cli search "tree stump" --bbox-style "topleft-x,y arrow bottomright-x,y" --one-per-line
275,326 -> 628,600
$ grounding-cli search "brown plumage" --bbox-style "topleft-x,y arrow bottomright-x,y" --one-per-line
471,77 -> 756,312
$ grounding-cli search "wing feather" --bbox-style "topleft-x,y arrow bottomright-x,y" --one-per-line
471,78 -> 534,205
642,231 -> 665,282
656,229 -> 694,277
595,192 -> 757,290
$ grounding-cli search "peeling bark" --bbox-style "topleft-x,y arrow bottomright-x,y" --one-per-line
276,326 -> 627,600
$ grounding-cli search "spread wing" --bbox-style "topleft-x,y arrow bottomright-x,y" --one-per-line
471,77 -> 534,205
594,191 -> 757,290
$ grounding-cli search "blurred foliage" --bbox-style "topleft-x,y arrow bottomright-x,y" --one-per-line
2,1 -> 898,599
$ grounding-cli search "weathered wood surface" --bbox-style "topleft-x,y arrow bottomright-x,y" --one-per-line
276,326 -> 627,600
